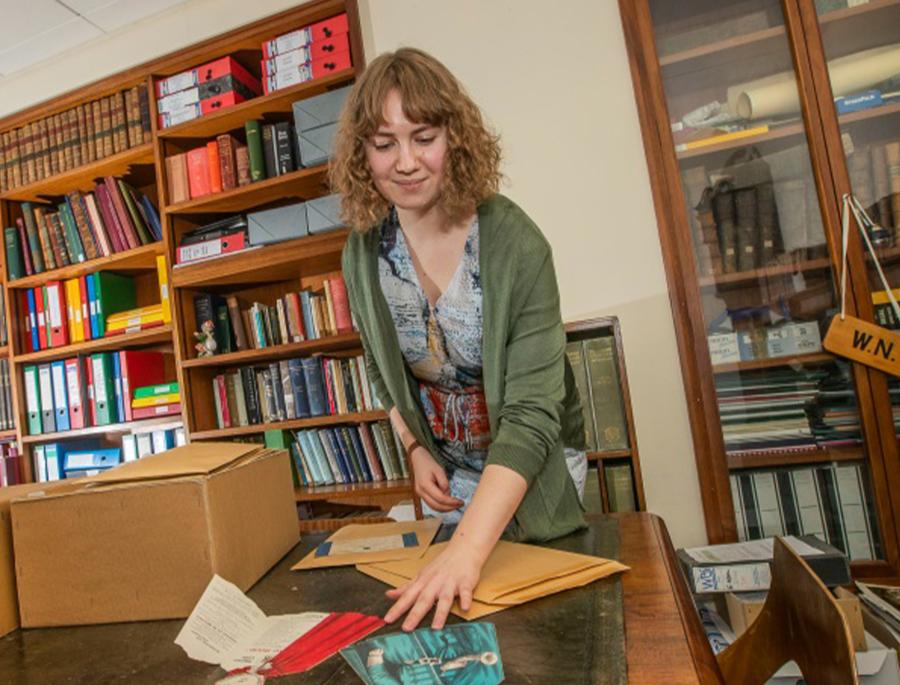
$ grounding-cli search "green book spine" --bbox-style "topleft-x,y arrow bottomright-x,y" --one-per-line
215,303 -> 232,353
94,271 -> 137,337
20,203 -> 45,273
57,201 -> 86,263
91,353 -> 117,425
133,381 -> 180,399
117,179 -> 153,245
265,429 -> 299,487
585,337 -> 629,451
244,120 -> 267,182
4,227 -> 24,280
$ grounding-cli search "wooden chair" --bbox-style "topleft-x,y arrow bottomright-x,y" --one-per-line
716,537 -> 858,685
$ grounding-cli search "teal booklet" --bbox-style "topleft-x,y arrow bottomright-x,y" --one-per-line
341,622 -> 503,684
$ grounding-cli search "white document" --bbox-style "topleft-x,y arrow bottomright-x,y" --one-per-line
683,536 -> 823,564
175,575 -> 328,671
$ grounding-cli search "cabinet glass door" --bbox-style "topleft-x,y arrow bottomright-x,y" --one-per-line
649,0 -> 884,560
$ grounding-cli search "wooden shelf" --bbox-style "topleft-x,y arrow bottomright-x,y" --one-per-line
0,429 -> 17,440
727,444 -> 863,470
171,229 -> 348,288
698,255 -> 832,289
14,325 -> 173,364
677,99 -> 900,161
295,478 -> 413,502
6,242 -> 164,290
165,165 -> 329,215
190,409 -> 389,440
181,332 -> 362,368
22,415 -> 183,444
587,449 -> 632,462
660,0 -> 900,70
0,144 -> 156,202
0,346 -> 8,356
713,352 -> 835,374
157,70 -> 355,140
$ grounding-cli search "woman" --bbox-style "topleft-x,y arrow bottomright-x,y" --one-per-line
331,47 -> 587,632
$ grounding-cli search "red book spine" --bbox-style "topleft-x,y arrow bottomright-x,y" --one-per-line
323,359 -> 337,415
132,403 -> 182,420
34,287 -> 48,350
216,374 -> 230,427
16,218 -> 33,276
94,183 -> 126,253
65,357 -> 86,430
186,147 -> 211,198
286,292 -> 305,341
20,290 -> 33,353
103,176 -> 140,249
206,141 -> 222,194
45,281 -> 68,348
328,277 -> 353,334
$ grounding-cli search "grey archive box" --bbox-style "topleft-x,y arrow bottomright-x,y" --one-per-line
306,194 -> 342,235
296,122 -> 337,167
291,85 -> 352,132
247,201 -> 309,246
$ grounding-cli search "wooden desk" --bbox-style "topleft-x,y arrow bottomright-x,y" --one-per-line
0,513 -> 722,684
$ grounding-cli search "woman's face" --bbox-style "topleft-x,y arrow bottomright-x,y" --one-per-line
365,88 -> 449,216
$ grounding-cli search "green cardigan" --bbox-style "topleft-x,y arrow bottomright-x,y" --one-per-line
341,194 -> 586,541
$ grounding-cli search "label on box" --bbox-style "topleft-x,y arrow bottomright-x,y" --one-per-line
766,327 -> 791,358
708,333 -> 740,365
158,87 -> 200,114
158,71 -> 197,98
159,105 -> 202,129
266,45 -> 315,74
267,64 -> 314,92
788,322 -> 822,354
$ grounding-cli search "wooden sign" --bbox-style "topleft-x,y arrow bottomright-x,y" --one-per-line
823,314 -> 900,377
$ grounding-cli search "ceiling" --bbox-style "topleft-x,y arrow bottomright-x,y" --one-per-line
0,0 -> 189,79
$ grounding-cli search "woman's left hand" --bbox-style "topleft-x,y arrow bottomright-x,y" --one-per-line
383,537 -> 483,631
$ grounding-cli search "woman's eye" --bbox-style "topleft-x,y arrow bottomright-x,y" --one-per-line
372,141 -> 393,151
416,137 -> 435,145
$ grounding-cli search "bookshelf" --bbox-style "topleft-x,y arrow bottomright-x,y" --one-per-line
0,0 -> 403,527
621,0 -> 900,576
565,317 -> 646,513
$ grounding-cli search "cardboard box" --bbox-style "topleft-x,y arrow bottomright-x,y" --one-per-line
0,482 -> 63,636
726,588 -> 866,651
12,442 -> 299,627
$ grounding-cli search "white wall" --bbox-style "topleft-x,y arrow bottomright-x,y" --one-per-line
0,0 -> 709,547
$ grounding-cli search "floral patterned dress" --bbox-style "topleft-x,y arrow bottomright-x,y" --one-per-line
378,210 -> 586,523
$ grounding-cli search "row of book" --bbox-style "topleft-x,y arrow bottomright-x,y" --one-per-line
847,141 -> 900,237
23,351 -> 177,436
212,354 -> 378,429
20,267 -> 168,353
261,13 -> 352,94
32,426 -> 186,483
707,321 -> 823,366
716,367 -> 829,455
0,360 -> 12,432
286,420 -> 408,487
0,84 -> 152,192
192,276 -> 352,356
565,336 -> 629,453
0,442 -> 21,487
730,461 -> 880,561
4,180 -> 162,281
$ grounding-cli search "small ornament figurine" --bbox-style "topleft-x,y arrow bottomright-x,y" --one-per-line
194,320 -> 218,357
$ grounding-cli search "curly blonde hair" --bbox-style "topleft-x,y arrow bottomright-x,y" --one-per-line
329,48 -> 501,231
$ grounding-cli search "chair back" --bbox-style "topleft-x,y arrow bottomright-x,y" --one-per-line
716,537 -> 858,685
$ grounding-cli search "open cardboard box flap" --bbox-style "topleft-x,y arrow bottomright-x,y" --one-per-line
83,442 -> 266,486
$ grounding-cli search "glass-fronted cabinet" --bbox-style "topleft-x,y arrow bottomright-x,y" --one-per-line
621,0 -> 900,574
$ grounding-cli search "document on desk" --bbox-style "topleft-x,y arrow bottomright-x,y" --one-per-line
357,541 -> 629,620
175,575 -> 384,676
682,536 -> 823,564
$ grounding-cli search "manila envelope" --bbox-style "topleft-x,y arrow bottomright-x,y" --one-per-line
293,519 -> 441,571
356,540 -> 629,620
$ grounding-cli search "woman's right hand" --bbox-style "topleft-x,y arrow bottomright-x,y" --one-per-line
409,446 -> 463,512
